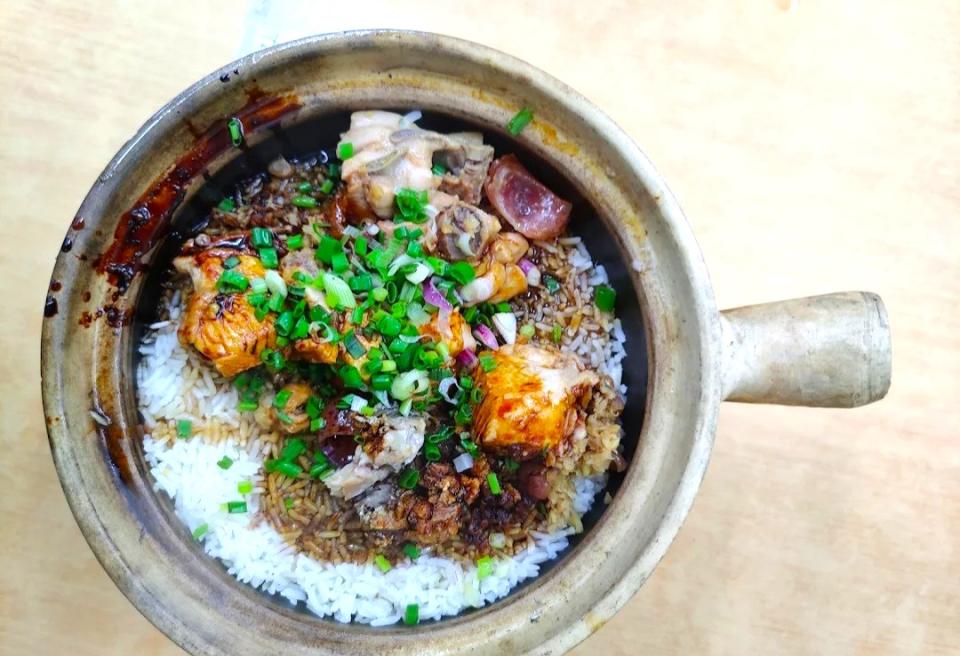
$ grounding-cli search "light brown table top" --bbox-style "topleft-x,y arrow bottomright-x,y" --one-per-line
2,1 -> 958,654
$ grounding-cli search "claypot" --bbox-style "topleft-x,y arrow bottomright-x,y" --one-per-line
41,31 -> 891,656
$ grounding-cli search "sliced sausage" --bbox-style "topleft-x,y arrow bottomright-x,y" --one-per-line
484,155 -> 572,241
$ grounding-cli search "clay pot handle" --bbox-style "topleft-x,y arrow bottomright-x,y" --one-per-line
720,292 -> 891,407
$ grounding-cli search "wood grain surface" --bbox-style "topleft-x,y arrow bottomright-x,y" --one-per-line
1,1 -> 958,654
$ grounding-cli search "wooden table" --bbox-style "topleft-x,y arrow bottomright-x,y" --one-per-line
2,1 -> 957,653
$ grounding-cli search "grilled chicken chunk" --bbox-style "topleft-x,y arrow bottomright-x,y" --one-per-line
472,344 -> 598,459
459,232 -> 530,305
338,111 -> 495,220
418,308 -> 475,358
174,247 -> 275,377
323,416 -> 426,499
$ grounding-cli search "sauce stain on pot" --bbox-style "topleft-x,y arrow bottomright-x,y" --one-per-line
96,88 -> 302,293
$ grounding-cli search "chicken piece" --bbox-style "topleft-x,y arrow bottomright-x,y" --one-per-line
434,201 -> 501,261
279,248 -> 331,311
459,232 -> 530,305
434,132 -> 495,205
267,382 -> 312,434
472,344 -> 598,460
174,248 -> 275,377
338,111 -> 443,219
323,416 -> 426,499
418,308 -> 475,358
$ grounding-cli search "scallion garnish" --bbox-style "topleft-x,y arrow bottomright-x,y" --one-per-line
404,603 -> 419,626
292,195 -> 317,209
446,261 -> 476,285
339,364 -> 365,390
373,554 -> 391,573
506,107 -> 534,135
476,555 -> 494,579
226,500 -> 247,514
296,181 -> 313,193
227,117 -> 243,146
319,179 -> 335,194
217,456 -> 234,470
552,324 -> 563,343
487,473 -> 502,495
259,247 -> 279,269
176,419 -> 192,439
192,523 -> 209,540
478,353 -> 497,372
460,436 -> 479,457
223,255 -> 240,269
284,497 -> 295,509
519,324 -> 535,340
424,443 -> 441,462
543,274 -> 561,293
398,467 -> 420,489
594,284 -> 616,312
337,142 -> 354,159
287,234 -> 304,250
217,197 -> 236,212
322,272 -> 356,308
394,188 -> 430,224
503,458 -> 520,473
431,163 -> 447,176
251,227 -> 273,248
402,543 -> 421,560
237,399 -> 258,412
216,269 -> 249,293
237,480 -> 253,495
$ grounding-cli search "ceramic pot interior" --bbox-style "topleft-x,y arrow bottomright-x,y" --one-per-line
133,106 -> 651,617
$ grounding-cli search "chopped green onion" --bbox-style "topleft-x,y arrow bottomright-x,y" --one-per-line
251,227 -> 273,248
223,255 -> 240,269
478,353 -> 497,372
176,419 -> 192,439
343,330 -> 366,358
399,398 -> 413,416
273,388 -> 292,409
544,275 -> 561,293
217,197 -> 236,212
432,163 -> 447,176
265,269 -> 287,298
552,324 -> 563,343
377,314 -> 402,337
237,399 -> 258,412
310,451 -> 334,479
322,272 -> 356,308
460,436 -> 479,457
519,324 -> 536,339
447,261 -> 476,285
391,369 -> 429,401
594,284 -> 616,312
319,179 -> 335,194
287,234 -> 304,250
280,437 -> 306,462
327,162 -> 341,179
398,467 -> 420,489
217,456 -> 234,470
226,500 -> 247,514
487,473 -> 502,495
349,273 -> 373,293
506,107 -> 534,135
373,554 -> 392,573
476,555 -> 494,579
250,277 -> 268,295
275,311 -> 294,337
216,269 -> 249,293
291,316 -> 310,340
371,373 -> 393,391
402,543 -> 421,560
316,234 -> 342,264
503,458 -> 520,473
339,364 -> 365,389
237,480 -> 253,495
227,117 -> 243,146
284,497 -> 294,509
296,181 -> 313,193
292,195 -> 317,209
268,460 -> 302,478
394,188 -> 430,224
337,142 -> 354,159
404,603 -> 419,626
424,443 -> 441,462
259,247 -> 279,269
192,523 -> 209,540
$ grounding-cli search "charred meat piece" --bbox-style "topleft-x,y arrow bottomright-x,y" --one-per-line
484,154 -> 572,241
174,247 -> 275,377
323,416 -> 425,499
433,132 -> 495,205
404,463 -> 467,543
472,344 -> 598,459
434,201 -> 501,262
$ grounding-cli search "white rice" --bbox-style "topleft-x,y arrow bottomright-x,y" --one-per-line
137,240 -> 625,625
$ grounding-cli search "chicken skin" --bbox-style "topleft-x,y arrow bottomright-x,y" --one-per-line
472,344 -> 598,460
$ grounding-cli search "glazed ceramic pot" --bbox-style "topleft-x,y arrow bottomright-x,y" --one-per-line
40,31 -> 891,656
